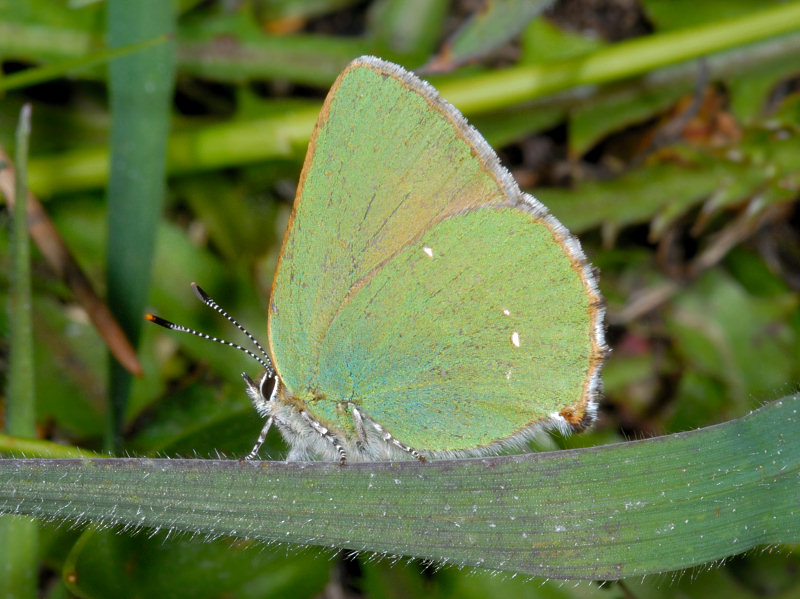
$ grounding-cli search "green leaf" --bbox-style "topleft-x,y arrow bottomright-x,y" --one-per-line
539,128 -> 800,236
2,102 -> 38,599
62,528 -> 330,599
105,0 -> 176,450
25,2 -> 800,197
426,0 -> 553,71
0,395 -> 797,579
641,0 -> 781,30
0,35 -> 170,93
666,267 -> 800,430
368,0 -> 449,60
177,22 -> 368,87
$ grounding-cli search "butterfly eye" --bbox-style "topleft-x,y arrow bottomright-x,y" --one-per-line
259,374 -> 279,402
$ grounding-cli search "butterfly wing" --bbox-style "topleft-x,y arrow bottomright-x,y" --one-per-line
268,56 -> 605,454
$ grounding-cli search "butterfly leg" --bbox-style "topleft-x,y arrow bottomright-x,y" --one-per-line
300,409 -> 348,465
244,416 -> 273,461
353,407 -> 426,462
350,404 -> 369,453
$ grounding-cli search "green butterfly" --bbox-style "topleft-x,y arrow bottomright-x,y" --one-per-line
149,56 -> 606,464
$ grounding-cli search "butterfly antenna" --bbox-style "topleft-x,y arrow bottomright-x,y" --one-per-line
145,283 -> 275,376
190,283 -> 274,365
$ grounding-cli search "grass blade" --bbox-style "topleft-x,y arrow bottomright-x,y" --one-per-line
1,104 -> 38,599
0,395 -> 796,579
104,1 -> 175,450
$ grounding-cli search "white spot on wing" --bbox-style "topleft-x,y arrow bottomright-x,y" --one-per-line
511,332 -> 520,347
423,246 -> 434,258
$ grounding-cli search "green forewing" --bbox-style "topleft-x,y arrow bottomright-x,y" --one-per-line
269,62 -> 507,393
269,59 -> 595,452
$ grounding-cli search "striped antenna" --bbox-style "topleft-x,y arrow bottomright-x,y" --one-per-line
145,283 -> 275,376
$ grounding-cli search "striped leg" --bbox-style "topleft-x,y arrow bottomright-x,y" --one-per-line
351,405 -> 369,453
354,407 -> 426,462
244,416 -> 273,461
300,410 -> 348,465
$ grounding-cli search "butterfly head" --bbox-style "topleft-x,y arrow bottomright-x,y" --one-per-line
242,371 -> 279,418
145,283 -> 282,458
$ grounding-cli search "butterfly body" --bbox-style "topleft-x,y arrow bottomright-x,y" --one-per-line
246,376 -> 426,462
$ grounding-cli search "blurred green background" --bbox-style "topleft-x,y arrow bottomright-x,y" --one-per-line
1,0 -> 799,597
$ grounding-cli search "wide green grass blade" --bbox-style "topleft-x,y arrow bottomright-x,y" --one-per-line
104,1 -> 175,451
0,395 -> 796,579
